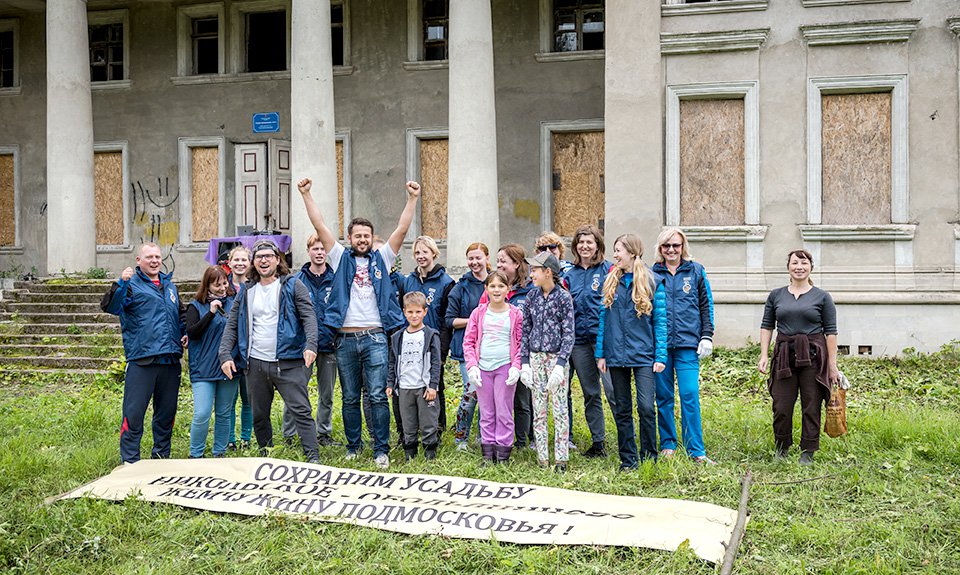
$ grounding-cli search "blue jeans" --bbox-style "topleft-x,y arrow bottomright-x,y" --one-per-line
609,366 -> 657,468
190,378 -> 238,457
336,331 -> 390,457
453,361 -> 478,444
655,348 -> 705,457
228,374 -> 252,444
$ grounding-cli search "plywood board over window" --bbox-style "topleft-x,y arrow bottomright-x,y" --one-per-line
552,131 -> 604,237
336,140 -> 344,238
679,99 -> 745,226
0,154 -> 14,246
419,138 -> 448,239
94,151 -> 124,245
191,146 -> 220,242
821,92 -> 891,225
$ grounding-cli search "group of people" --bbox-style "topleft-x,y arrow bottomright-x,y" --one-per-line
103,178 -> 841,470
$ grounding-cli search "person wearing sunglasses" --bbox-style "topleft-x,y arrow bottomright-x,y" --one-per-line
534,231 -> 573,275
651,227 -> 716,465
218,240 -> 320,464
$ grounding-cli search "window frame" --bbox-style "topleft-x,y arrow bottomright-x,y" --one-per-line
405,0 -> 449,70
405,127 -> 448,242
537,0 -> 605,62
330,0 -> 352,70
93,141 -> 132,252
178,136 -> 227,248
176,3 -> 225,77
336,129 -> 353,240
539,119 -> 605,235
0,144 -> 21,252
0,18 -> 20,94
229,0 -> 291,76
87,9 -> 130,88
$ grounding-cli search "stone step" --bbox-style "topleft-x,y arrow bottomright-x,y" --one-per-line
0,355 -> 117,370
0,312 -> 118,324
0,333 -> 121,346
1,302 -> 105,314
1,291 -> 108,304
1,344 -> 123,358
0,322 -> 121,335
12,280 -> 200,294
0,368 -> 104,385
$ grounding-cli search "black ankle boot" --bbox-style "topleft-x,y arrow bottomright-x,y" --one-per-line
494,445 -> 512,463
403,442 -> 418,462
423,443 -> 438,460
481,444 -> 495,463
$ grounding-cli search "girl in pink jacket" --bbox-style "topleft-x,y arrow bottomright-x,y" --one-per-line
463,270 -> 523,463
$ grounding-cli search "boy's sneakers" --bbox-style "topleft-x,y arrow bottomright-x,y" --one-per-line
374,453 -> 390,469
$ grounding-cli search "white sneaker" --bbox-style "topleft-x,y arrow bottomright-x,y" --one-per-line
345,451 -> 358,461
374,453 -> 390,469
455,442 -> 468,452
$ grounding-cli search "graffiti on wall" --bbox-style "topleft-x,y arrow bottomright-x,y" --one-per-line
132,177 -> 179,274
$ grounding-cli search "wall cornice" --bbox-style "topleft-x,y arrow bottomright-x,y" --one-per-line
660,28 -> 769,55
800,19 -> 920,46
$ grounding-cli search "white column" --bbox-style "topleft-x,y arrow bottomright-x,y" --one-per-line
46,0 -> 96,273
291,0 -> 338,263
604,0 -> 662,254
447,0 -> 499,269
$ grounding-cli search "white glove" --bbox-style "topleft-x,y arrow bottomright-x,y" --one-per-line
697,339 -> 713,360
547,365 -> 565,391
468,366 -> 482,389
505,367 -> 520,387
519,364 -> 533,388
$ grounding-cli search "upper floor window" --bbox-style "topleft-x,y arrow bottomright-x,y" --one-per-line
89,22 -> 124,82
246,10 -> 287,72
422,0 -> 449,61
331,0 -> 345,66
0,29 -> 13,88
192,17 -> 219,74
553,0 -> 604,52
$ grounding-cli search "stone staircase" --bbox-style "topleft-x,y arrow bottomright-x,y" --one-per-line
0,279 -> 197,383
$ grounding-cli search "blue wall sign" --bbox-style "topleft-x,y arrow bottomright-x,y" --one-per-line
252,112 -> 280,133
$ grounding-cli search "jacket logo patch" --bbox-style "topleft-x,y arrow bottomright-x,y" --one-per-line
324,288 -> 332,304
426,288 -> 436,304
682,278 -> 692,294
168,288 -> 176,303
591,276 -> 601,291
374,268 -> 382,280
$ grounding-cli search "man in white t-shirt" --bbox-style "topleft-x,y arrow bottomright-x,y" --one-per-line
297,177 -> 420,469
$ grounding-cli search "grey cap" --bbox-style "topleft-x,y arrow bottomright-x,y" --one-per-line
525,251 -> 561,276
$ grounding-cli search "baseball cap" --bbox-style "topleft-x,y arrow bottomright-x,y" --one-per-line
525,251 -> 561,276
252,240 -> 281,257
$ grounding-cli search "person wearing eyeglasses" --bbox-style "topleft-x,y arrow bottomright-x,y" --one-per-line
651,227 -> 716,465
297,177 -> 420,470
218,240 -> 320,464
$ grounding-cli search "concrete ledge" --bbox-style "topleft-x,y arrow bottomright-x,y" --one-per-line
402,60 -> 448,72
661,28 -> 769,55
802,0 -> 910,6
799,224 -> 916,241
714,290 -> 960,305
662,1 -> 767,17
91,80 -> 132,91
800,19 -> 920,46
683,226 -> 767,242
170,71 -> 292,85
0,86 -> 22,97
534,51 -> 604,63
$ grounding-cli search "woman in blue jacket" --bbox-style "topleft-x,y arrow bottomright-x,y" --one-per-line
596,234 -> 667,470
184,266 -> 238,458
652,227 -> 716,464
403,235 -> 456,431
562,224 -> 615,458
446,242 -> 491,449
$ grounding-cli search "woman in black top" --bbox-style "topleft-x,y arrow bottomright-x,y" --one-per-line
758,249 -> 840,465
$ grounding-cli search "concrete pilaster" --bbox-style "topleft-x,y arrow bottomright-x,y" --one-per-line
46,0 -> 96,273
447,0 -> 500,268
603,0 -> 662,256
291,0 -> 338,263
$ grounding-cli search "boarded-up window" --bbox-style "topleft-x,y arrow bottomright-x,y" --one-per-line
94,151 -> 124,245
552,131 -> 604,237
821,92 -> 891,225
191,146 -> 219,242
419,138 -> 448,239
336,140 -> 344,238
0,154 -> 14,246
679,99 -> 744,226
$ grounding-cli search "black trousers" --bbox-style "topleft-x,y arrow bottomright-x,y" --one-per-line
771,365 -> 827,452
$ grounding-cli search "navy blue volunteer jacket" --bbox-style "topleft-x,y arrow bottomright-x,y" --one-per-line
186,295 -> 235,381
651,260 -> 715,350
295,262 -> 336,354
562,260 -> 612,346
595,271 -> 668,367
402,265 -> 455,332
444,272 -> 487,362
102,268 -> 186,362
325,248 -> 404,332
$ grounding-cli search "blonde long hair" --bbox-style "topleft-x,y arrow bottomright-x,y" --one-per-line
602,234 -> 654,317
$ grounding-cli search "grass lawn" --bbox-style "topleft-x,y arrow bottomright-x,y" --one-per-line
1,345 -> 959,574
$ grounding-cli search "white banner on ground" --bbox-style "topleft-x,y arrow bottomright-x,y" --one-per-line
56,458 -> 741,563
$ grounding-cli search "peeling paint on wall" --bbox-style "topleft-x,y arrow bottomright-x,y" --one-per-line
513,199 -> 540,224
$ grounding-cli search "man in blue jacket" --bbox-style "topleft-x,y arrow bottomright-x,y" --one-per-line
218,240 -> 320,463
101,243 -> 186,464
281,233 -> 339,446
297,177 -> 420,469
